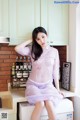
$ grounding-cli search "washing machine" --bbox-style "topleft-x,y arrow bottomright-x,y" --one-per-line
19,98 -> 73,120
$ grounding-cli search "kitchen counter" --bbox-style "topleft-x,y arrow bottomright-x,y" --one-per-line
0,88 -> 75,120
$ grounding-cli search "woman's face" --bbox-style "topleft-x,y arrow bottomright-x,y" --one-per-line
36,32 -> 48,48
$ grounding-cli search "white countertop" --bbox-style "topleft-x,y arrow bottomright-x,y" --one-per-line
0,87 -> 75,114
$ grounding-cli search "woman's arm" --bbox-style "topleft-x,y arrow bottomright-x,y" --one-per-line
52,49 -> 60,91
15,39 -> 32,56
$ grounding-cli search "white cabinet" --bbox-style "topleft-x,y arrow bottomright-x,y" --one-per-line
41,0 -> 69,45
0,0 -> 9,37
9,0 -> 40,45
9,0 -> 68,45
0,0 -> 69,45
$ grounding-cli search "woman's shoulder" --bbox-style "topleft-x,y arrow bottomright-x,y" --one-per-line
49,46 -> 58,53
48,46 -> 59,58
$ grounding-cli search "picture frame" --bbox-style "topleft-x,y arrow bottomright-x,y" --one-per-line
61,62 -> 71,91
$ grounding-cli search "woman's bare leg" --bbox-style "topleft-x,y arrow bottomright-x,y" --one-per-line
31,101 -> 44,120
44,100 -> 56,120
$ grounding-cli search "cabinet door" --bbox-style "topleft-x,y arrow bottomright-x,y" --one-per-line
41,0 -> 68,45
0,0 -> 9,37
9,0 -> 40,45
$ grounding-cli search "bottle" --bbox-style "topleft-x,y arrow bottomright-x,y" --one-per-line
16,56 -> 23,79
11,63 -> 16,76
19,56 -> 23,70
23,56 -> 29,80
11,63 -> 18,87
16,68 -> 23,79
23,56 -> 28,70
15,56 -> 19,70
12,75 -> 19,87
27,56 -> 32,72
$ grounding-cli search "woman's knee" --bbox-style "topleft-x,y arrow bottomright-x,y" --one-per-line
35,101 -> 44,108
44,100 -> 54,109
44,100 -> 51,106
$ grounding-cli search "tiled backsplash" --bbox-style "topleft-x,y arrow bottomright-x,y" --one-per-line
0,44 -> 66,91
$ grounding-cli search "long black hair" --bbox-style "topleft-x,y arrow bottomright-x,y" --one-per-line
31,26 -> 47,61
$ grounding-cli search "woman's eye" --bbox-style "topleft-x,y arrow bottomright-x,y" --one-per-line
37,38 -> 40,41
42,36 -> 44,38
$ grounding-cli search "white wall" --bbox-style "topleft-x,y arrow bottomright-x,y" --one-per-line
68,3 -> 80,120
68,4 -> 77,92
76,4 -> 80,93
73,96 -> 80,120
68,3 -> 80,93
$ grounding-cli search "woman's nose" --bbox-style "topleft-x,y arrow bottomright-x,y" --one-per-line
41,39 -> 44,43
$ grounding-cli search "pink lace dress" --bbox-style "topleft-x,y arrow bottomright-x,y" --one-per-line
19,45 -> 63,106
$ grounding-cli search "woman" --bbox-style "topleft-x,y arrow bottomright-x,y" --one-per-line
15,26 -> 63,120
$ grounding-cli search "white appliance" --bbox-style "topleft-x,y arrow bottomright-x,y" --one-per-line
19,98 -> 73,120
73,96 -> 80,120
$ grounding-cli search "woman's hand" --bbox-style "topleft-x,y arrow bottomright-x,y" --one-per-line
58,90 -> 64,97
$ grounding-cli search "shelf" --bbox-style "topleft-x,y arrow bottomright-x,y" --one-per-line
60,88 -> 75,97
0,87 -> 76,116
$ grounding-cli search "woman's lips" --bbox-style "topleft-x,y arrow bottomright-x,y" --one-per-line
42,43 -> 45,45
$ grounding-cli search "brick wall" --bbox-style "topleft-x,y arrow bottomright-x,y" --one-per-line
0,44 -> 17,91
0,44 -> 66,91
